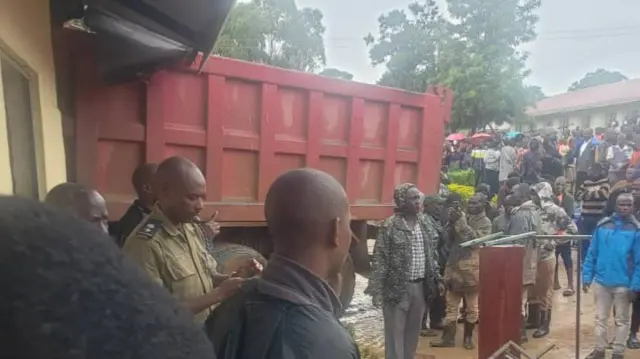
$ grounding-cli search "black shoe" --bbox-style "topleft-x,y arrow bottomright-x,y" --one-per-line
611,354 -> 624,359
628,334 -> 640,349
527,303 -> 540,329
584,350 -> 605,359
430,323 -> 457,348
520,316 -> 528,344
463,322 -> 476,350
533,310 -> 551,338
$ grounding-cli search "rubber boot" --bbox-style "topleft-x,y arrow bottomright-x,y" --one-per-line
463,322 -> 476,350
520,316 -> 528,344
430,322 -> 457,348
533,310 -> 551,338
584,350 -> 605,359
526,303 -> 540,329
628,334 -> 640,349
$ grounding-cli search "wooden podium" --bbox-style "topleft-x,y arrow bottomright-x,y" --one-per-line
478,245 -> 525,359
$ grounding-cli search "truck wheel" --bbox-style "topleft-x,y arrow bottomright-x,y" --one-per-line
339,255 -> 356,311
209,243 -> 267,275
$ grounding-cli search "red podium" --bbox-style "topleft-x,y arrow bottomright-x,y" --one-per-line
478,245 -> 525,359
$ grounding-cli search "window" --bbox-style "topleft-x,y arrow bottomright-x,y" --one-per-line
1,54 -> 40,198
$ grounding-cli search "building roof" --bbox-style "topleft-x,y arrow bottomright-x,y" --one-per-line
526,79 -> 640,117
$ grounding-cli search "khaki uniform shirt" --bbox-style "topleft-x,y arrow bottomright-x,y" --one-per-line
123,204 -> 217,322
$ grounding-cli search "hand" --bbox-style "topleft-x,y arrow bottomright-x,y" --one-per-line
205,221 -> 221,237
231,258 -> 264,278
214,277 -> 245,303
437,282 -> 446,296
372,295 -> 383,308
448,207 -> 462,222
582,284 -> 590,293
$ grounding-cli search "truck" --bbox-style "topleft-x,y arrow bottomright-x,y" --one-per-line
53,26 -> 452,309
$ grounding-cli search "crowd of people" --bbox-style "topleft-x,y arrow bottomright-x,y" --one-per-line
369,125 -> 640,359
2,157 -> 362,359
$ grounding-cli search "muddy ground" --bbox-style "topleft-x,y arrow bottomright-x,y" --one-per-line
342,256 -> 640,359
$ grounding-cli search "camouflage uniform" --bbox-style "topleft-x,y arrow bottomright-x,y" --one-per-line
442,212 -> 492,325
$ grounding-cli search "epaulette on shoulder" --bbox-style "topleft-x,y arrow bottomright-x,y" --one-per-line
597,216 -> 613,227
135,218 -> 163,239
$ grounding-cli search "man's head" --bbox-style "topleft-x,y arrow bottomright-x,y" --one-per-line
265,169 -> 352,279
511,183 -> 532,204
154,157 -> 206,223
132,163 -> 159,206
604,129 -> 618,143
506,177 -> 521,191
423,195 -> 445,216
616,193 -> 634,218
475,183 -> 490,199
582,128 -> 593,139
618,133 -> 627,147
44,183 -> 109,234
588,163 -> 605,181
393,183 -> 423,215
503,195 -> 519,217
467,194 -> 485,216
0,197 -> 213,359
529,138 -> 540,151
554,176 -> 567,194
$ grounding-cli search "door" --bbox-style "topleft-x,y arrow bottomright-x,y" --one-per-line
1,55 -> 39,198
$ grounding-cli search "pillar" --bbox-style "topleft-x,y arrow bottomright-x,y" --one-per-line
478,245 -> 525,359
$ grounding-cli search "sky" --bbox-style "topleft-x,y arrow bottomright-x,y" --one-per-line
295,0 -> 640,96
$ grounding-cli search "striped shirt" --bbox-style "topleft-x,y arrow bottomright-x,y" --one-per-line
576,178 -> 610,217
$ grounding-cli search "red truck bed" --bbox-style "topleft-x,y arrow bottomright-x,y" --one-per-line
71,55 -> 452,222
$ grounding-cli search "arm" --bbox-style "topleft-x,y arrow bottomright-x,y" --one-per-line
575,184 -> 587,201
630,232 -> 640,292
453,214 -> 492,242
365,225 -> 389,297
597,183 -> 611,199
582,229 -> 599,286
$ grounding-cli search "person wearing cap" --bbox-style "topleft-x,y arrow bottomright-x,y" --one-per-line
421,195 -> 448,336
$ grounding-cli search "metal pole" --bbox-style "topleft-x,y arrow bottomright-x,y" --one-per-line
483,231 -> 537,247
576,239 -> 582,359
459,231 -> 504,248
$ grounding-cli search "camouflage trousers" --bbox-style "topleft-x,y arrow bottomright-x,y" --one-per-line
444,290 -> 478,325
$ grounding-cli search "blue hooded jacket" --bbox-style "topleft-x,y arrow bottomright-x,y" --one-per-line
583,215 -> 640,291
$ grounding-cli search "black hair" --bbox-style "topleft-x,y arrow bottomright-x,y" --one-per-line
0,197 -> 213,359
508,171 -> 520,179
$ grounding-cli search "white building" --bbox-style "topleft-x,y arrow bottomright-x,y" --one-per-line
526,79 -> 640,131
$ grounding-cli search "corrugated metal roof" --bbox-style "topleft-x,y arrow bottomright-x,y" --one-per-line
526,79 -> 640,117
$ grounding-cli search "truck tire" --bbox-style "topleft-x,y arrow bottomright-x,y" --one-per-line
339,255 -> 356,311
209,243 -> 267,275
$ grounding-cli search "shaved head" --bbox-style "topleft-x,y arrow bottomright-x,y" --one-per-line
132,163 -> 158,201
511,183 -> 532,204
265,169 -> 352,277
45,182 -> 109,233
155,157 -> 206,223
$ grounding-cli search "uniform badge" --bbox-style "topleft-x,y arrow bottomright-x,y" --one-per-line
136,218 -> 162,239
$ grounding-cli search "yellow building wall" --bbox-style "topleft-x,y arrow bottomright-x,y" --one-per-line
0,0 -> 66,197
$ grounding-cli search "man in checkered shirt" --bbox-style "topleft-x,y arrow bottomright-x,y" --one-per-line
366,183 -> 443,359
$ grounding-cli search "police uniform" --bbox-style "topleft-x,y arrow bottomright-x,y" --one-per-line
123,204 -> 218,322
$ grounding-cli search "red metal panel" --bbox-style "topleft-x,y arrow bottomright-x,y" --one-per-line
72,52 -> 451,222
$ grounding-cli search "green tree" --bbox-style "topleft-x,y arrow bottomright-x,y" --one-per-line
319,68 -> 354,80
365,0 -> 541,131
214,0 -> 326,72
568,68 -> 628,91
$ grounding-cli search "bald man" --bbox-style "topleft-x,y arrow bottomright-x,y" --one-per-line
123,156 -> 249,322
45,182 -> 109,234
114,163 -> 158,247
206,169 -> 360,359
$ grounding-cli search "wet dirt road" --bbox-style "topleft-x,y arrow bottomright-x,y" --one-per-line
342,256 -> 640,359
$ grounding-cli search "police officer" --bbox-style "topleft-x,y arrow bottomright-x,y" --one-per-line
123,156 -> 254,322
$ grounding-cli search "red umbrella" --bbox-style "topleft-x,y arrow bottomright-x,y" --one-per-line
446,133 -> 466,141
470,132 -> 493,144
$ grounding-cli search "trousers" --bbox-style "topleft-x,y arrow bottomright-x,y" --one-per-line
444,290 -> 478,324
532,259 -> 555,310
593,283 -> 630,355
383,282 -> 426,359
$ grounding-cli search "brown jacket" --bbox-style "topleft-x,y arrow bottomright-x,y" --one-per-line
444,212 -> 492,292
505,200 -> 542,286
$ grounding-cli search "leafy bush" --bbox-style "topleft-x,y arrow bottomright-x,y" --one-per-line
447,183 -> 475,202
448,169 -> 475,186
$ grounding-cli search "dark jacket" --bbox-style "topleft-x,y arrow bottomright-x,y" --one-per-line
556,192 -> 576,219
115,200 -> 151,247
205,255 -> 360,359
